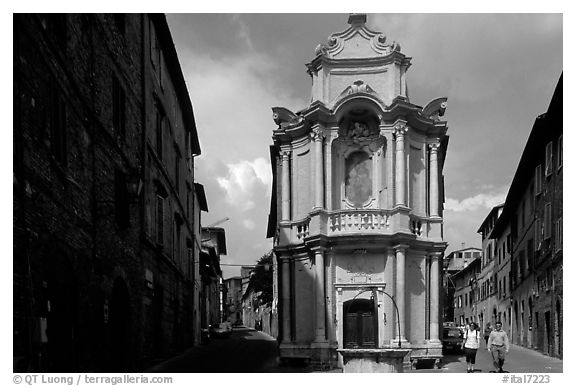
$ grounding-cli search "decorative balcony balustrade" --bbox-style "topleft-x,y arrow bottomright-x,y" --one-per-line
329,209 -> 390,234
294,219 -> 310,240
410,215 -> 434,237
410,218 -> 423,236
283,211 -> 440,244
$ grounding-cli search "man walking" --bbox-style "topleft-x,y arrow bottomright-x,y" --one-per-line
487,321 -> 510,373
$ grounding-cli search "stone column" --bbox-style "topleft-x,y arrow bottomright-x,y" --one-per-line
281,150 -> 291,221
394,245 -> 408,342
394,123 -> 408,207
312,127 -> 324,209
281,257 -> 292,343
429,253 -> 441,342
325,131 -> 333,210
374,138 -> 383,207
314,249 -> 327,342
429,143 -> 440,217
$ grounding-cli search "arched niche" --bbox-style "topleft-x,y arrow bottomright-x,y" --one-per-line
331,109 -> 386,210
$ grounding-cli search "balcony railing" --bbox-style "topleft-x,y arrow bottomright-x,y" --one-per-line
329,209 -> 390,234
293,218 -> 310,240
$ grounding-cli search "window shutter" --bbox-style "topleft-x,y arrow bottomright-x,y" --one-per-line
545,142 -> 553,176
544,203 -> 552,240
156,195 -> 164,245
535,165 -> 542,195
557,136 -> 563,170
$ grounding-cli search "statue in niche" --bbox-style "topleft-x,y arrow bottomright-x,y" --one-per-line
345,151 -> 372,207
347,122 -> 371,139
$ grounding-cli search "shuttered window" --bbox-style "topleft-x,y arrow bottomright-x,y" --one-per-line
545,142 -> 553,176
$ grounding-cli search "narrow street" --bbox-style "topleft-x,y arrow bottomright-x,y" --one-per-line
410,343 -> 563,374
146,327 -> 279,373
146,326 -> 562,374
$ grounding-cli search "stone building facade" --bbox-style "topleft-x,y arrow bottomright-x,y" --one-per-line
452,258 -> 481,327
223,276 -> 244,325
491,75 -> 562,358
442,247 -> 481,323
475,205 -> 504,331
13,14 -> 204,371
267,14 -> 449,369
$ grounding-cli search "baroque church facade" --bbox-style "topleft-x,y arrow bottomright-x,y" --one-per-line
267,14 -> 450,369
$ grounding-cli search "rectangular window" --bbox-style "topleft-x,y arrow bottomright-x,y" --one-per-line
172,217 -> 181,262
156,111 -> 163,161
156,195 -> 164,245
112,76 -> 126,139
545,141 -> 553,176
186,184 -> 191,219
535,218 -> 542,250
49,88 -> 67,165
535,164 -> 542,196
114,169 -> 130,229
557,135 -> 563,170
555,218 -> 563,252
527,239 -> 533,270
187,247 -> 193,280
544,202 -> 552,240
186,131 -> 192,171
149,20 -> 158,69
174,148 -> 181,193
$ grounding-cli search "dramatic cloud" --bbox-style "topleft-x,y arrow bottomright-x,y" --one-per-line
216,158 -> 272,212
166,14 -> 562,276
445,192 -> 507,213
443,186 -> 508,250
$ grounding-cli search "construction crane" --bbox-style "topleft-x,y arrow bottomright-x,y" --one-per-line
207,217 -> 230,227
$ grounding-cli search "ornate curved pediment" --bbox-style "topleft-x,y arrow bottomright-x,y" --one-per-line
332,80 -> 386,114
315,13 -> 402,59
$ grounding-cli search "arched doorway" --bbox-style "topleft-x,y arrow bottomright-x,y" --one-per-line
343,299 -> 376,349
108,278 -> 130,371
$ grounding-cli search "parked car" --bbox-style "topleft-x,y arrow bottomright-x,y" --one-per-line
442,326 -> 464,353
210,322 -> 232,338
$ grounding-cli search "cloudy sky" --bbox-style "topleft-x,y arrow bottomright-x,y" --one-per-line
165,13 -> 562,278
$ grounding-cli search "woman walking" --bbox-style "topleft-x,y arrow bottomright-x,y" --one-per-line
484,323 -> 492,348
463,322 -> 480,373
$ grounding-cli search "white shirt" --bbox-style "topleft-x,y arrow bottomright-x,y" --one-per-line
463,328 -> 480,349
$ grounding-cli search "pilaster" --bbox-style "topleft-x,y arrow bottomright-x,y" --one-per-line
281,149 -> 291,222
394,121 -> 408,207
428,142 -> 440,217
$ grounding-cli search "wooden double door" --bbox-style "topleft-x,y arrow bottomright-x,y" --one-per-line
343,299 -> 377,349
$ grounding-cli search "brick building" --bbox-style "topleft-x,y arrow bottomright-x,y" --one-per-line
13,14 -> 205,371
491,75 -> 562,358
